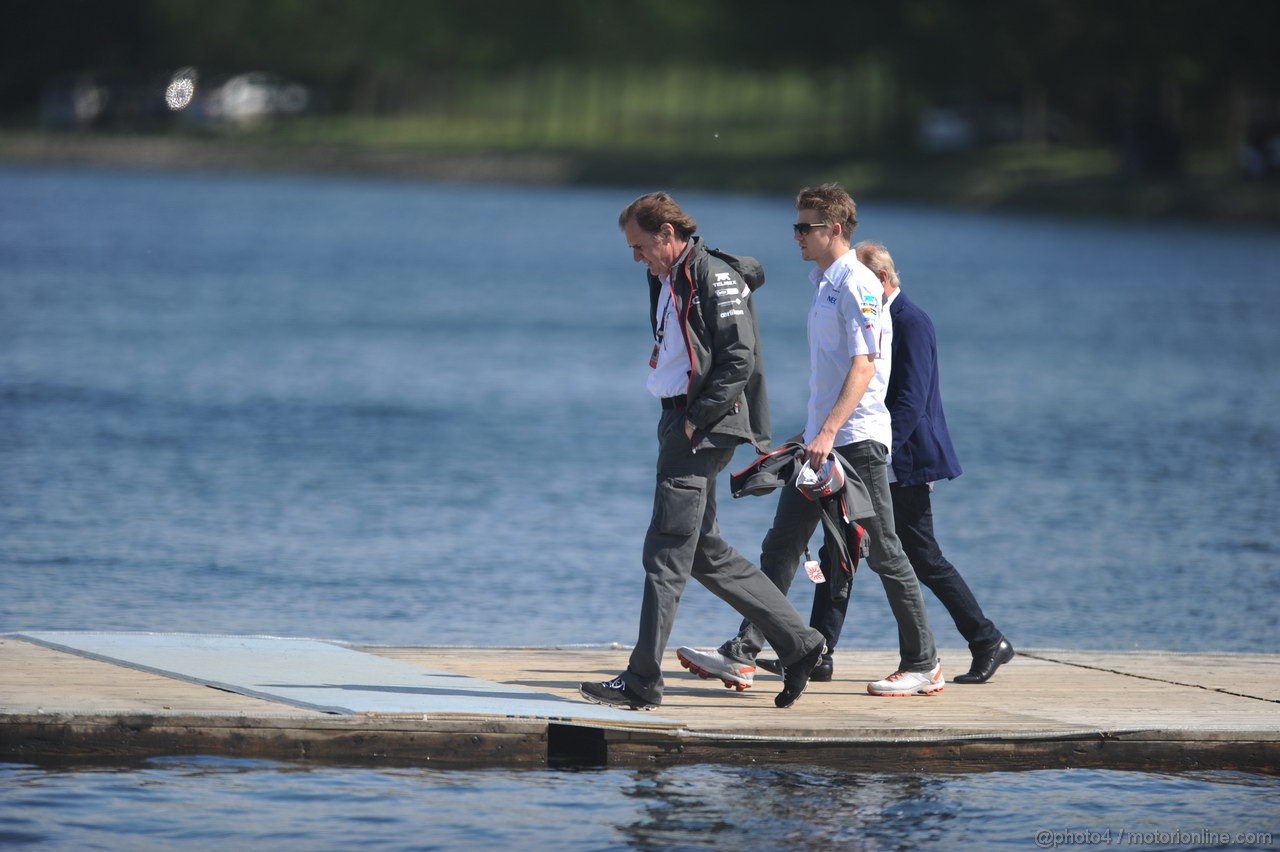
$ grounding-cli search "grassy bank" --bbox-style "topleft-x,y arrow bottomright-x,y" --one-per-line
3,127 -> 1276,225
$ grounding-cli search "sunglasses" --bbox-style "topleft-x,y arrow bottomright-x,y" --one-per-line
792,222 -> 831,235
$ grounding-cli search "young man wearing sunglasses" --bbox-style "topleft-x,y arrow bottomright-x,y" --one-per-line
677,184 -> 943,697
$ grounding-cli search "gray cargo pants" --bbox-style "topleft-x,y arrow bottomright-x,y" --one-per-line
622,408 -> 825,704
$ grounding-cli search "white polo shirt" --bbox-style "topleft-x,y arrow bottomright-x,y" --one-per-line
804,250 -> 892,450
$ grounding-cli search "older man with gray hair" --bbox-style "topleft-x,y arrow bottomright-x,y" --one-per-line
856,240 -> 1014,683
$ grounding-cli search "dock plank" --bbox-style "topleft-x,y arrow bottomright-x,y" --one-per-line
1027,649 -> 1280,702
11,632 -> 679,726
366,646 -> 1280,738
0,637 -> 317,716
2,637 -> 1276,771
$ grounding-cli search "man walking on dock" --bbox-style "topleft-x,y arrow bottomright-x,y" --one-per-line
856,240 -> 1014,683
676,184 -> 943,697
578,192 -> 827,712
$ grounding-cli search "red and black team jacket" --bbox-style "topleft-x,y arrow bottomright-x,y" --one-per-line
647,236 -> 771,452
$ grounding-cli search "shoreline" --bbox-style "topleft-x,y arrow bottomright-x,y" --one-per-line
4,130 -> 1278,225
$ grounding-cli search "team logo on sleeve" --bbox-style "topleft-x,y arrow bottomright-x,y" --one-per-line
860,294 -> 878,328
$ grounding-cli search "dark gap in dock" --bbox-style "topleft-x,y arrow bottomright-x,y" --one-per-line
547,724 -> 607,767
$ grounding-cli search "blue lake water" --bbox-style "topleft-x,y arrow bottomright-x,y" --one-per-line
1,759 -> 1275,851
1,165 -> 1278,847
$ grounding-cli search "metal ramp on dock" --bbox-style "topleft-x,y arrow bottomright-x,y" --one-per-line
14,631 -> 680,729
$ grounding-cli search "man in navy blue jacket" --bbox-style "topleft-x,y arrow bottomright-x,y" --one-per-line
856,241 -> 1014,683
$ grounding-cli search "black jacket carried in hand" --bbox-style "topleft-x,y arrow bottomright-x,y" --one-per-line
730,442 -> 872,602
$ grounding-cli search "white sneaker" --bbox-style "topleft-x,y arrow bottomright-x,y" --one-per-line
676,646 -> 755,691
867,662 -> 944,696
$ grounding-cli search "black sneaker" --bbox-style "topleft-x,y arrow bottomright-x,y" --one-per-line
775,642 -> 827,709
758,654 -> 833,682
752,652 -> 834,680
579,675 -> 660,711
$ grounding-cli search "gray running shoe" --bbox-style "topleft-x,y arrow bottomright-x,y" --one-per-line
676,646 -> 755,690
866,662 -> 945,697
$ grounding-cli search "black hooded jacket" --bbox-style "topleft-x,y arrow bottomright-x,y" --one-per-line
649,237 -> 771,450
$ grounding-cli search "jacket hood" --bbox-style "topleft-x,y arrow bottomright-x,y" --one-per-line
705,241 -> 765,293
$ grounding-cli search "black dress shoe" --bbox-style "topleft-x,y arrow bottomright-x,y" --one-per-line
775,642 -> 827,708
758,654 -> 833,682
810,656 -> 834,682
953,638 -> 1014,684
757,657 -> 783,676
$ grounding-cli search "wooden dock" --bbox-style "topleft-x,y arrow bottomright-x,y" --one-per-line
2,635 -> 1276,772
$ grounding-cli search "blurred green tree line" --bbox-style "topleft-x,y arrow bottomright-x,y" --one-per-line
3,0 -> 1279,178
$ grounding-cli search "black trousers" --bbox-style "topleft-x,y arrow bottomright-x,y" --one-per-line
890,481 -> 1001,651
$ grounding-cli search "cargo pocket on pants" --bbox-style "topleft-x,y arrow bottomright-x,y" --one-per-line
651,475 -> 703,537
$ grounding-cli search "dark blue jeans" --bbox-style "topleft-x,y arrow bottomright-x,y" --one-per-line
890,481 -> 1001,652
